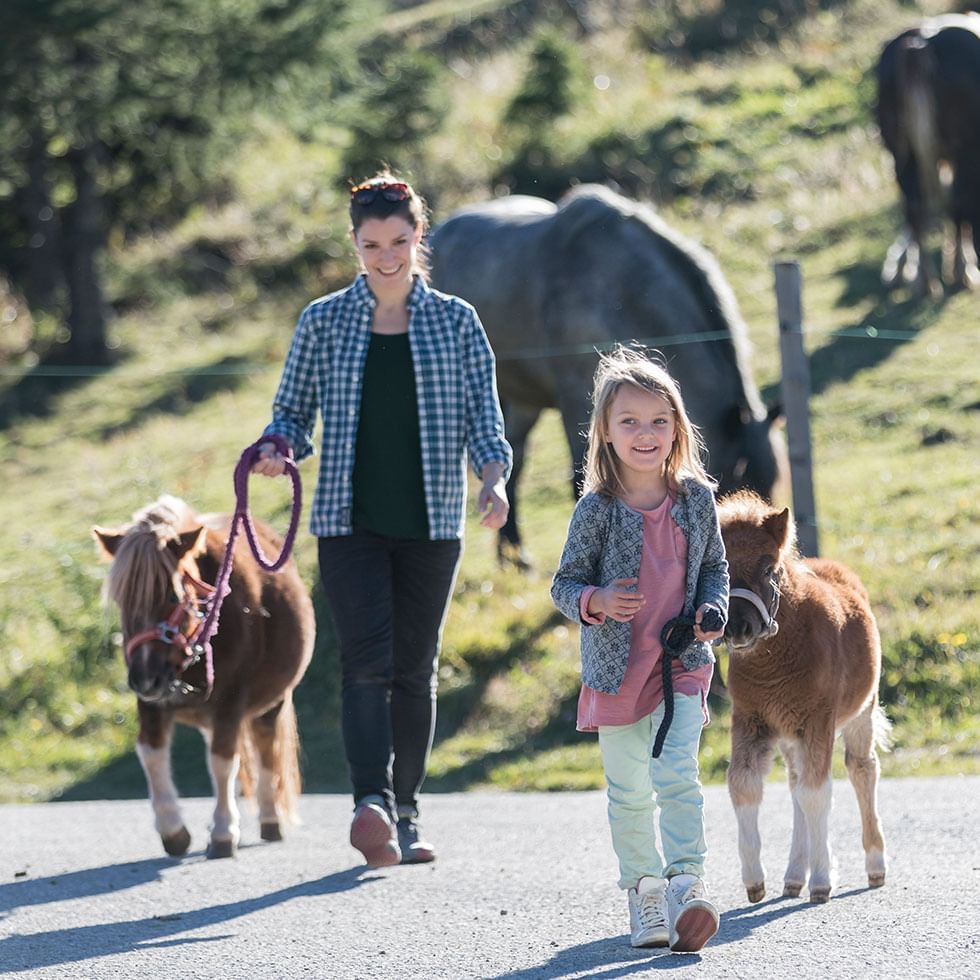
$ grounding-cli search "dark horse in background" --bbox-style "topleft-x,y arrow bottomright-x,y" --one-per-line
876,13 -> 980,298
431,184 -> 787,566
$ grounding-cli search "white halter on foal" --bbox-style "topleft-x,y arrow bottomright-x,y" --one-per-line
729,586 -> 780,636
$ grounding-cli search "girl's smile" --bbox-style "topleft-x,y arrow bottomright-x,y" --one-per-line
605,385 -> 676,488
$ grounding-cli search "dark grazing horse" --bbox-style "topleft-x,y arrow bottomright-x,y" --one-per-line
94,495 -> 315,858
876,13 -> 980,297
430,184 -> 786,564
718,491 -> 889,904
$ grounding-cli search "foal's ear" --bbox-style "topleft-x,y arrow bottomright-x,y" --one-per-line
761,507 -> 792,550
92,527 -> 124,559
171,526 -> 208,560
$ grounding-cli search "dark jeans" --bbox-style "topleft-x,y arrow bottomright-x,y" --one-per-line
318,531 -> 461,818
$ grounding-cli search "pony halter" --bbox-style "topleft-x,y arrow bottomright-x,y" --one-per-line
729,581 -> 780,637
124,570 -> 215,678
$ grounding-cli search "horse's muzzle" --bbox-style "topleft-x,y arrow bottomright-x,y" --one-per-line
128,651 -> 177,702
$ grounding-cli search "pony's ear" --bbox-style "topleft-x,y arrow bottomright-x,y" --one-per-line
171,526 -> 208,560
761,507 -> 792,550
92,527 -> 123,559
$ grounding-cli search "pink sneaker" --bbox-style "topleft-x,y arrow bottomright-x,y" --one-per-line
350,798 -> 401,868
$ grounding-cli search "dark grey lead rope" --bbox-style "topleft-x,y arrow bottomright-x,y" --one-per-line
652,606 -> 724,758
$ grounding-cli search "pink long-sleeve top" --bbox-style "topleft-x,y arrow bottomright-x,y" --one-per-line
576,493 -> 713,732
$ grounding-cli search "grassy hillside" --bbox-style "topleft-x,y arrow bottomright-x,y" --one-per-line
1,0 -> 976,803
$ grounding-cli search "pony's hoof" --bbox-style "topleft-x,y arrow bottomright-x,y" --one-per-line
161,827 -> 191,857
783,882 -> 803,898
260,822 -> 283,842
747,883 -> 765,903
206,838 -> 236,859
809,887 -> 831,904
868,872 -> 886,889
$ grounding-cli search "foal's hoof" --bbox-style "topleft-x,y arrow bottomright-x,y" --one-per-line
809,887 -> 831,904
747,883 -> 766,903
206,838 -> 237,859
868,872 -> 886,889
161,827 -> 191,857
783,882 -> 803,898
260,822 -> 283,842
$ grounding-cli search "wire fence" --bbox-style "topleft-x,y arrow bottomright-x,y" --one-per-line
0,324 -> 924,378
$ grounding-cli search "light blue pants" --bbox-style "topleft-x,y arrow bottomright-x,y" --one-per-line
598,692 -> 707,889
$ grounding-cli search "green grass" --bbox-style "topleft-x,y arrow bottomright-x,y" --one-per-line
1,0 -> 977,803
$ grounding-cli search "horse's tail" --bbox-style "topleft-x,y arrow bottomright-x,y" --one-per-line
237,729 -> 256,799
273,692 -> 302,825
896,33 -> 944,221
235,695 -> 302,824
870,699 -> 893,754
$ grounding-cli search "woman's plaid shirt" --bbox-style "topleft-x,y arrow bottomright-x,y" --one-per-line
263,274 -> 512,539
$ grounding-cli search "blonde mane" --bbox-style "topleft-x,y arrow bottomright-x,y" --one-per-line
104,495 -> 200,626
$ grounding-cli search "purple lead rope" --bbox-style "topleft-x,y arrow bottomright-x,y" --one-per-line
190,434 -> 301,696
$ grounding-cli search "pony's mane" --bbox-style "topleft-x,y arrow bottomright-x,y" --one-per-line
718,489 -> 777,523
719,489 -> 799,558
104,495 -> 201,620
556,184 -> 764,416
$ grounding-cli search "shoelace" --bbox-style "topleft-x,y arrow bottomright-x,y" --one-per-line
638,893 -> 668,929
674,882 -> 706,905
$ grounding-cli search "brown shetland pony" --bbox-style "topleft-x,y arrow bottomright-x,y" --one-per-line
93,495 -> 314,859
718,491 -> 889,904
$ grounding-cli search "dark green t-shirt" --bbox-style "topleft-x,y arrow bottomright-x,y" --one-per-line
351,332 -> 430,539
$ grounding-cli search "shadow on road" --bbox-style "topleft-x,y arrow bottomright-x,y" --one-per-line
491,885 -> 885,978
491,933 -> 700,978
0,864 -> 372,973
718,884 -> 885,945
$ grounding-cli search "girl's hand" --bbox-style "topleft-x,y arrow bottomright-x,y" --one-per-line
589,578 -> 644,622
693,603 -> 726,642
252,441 -> 287,477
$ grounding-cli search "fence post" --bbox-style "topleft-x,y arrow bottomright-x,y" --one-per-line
774,261 -> 819,557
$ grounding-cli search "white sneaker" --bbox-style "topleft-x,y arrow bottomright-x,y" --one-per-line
628,876 -> 669,948
666,874 -> 720,952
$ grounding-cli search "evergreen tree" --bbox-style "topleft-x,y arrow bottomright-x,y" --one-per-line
0,0 -> 351,363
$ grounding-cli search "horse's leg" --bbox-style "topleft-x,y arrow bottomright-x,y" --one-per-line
842,701 -> 888,889
135,703 -> 191,856
498,401 -> 540,570
893,140 -> 942,299
556,384 -> 591,501
948,217 -> 980,291
727,713 -> 774,903
249,695 -> 302,842
204,720 -> 242,859
881,228 -> 913,288
793,722 -> 836,903
778,740 -> 810,898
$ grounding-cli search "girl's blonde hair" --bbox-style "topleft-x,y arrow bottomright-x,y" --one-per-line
583,346 -> 715,498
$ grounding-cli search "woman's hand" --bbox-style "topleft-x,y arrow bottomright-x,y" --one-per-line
693,603 -> 726,642
588,578 -> 644,623
251,441 -> 287,477
478,462 -> 509,530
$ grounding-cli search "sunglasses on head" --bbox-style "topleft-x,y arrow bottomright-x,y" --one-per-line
350,181 -> 410,205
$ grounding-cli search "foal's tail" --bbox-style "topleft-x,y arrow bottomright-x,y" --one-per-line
271,693 -> 302,825
237,694 -> 303,826
872,701 -> 893,754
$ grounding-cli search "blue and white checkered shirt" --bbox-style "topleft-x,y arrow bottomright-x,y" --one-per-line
263,274 -> 513,539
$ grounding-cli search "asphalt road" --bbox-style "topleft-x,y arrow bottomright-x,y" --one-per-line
2,776 -> 977,979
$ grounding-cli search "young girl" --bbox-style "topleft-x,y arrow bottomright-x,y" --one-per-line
551,347 -> 728,952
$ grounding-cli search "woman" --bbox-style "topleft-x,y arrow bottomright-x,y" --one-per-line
253,173 -> 512,867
